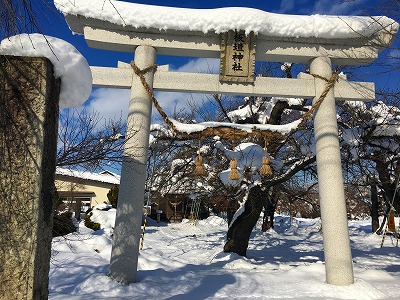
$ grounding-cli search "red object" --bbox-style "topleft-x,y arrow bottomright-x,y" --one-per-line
388,210 -> 396,232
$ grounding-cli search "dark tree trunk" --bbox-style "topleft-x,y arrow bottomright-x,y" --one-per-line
224,185 -> 265,257
268,187 -> 281,228
262,201 -> 275,232
370,183 -> 380,233
373,158 -> 400,235
226,199 -> 238,226
375,158 -> 400,212
226,192 -> 240,226
269,101 -> 289,125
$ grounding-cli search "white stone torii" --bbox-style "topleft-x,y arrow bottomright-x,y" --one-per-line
61,7 -> 396,287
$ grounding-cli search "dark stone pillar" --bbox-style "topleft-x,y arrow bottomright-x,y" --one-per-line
0,56 -> 60,299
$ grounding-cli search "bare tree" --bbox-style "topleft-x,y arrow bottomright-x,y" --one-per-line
0,0 -> 53,40
147,60 -> 323,256
56,108 -> 127,171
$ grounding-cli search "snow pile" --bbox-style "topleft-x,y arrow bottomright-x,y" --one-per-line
219,169 -> 242,187
341,100 -> 400,158
217,142 -> 270,186
168,95 -> 303,136
0,34 -> 92,108
227,101 -> 258,122
197,215 -> 228,227
49,215 -> 400,299
171,119 -> 301,135
228,97 -> 304,125
55,0 -> 398,39
227,143 -> 265,169
90,206 -> 116,231
342,128 -> 362,147
371,101 -> 400,137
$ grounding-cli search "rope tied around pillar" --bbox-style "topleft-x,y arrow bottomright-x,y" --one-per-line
130,61 -> 338,140
299,72 -> 339,124
130,61 -> 181,135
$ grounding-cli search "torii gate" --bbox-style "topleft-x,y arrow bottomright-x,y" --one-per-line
58,0 -> 397,286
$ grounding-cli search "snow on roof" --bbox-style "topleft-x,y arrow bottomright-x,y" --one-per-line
55,0 -> 398,40
56,167 -> 120,185
0,34 -> 92,108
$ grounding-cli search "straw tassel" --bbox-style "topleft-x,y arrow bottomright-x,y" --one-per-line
260,156 -> 272,176
194,154 -> 205,176
229,158 -> 241,180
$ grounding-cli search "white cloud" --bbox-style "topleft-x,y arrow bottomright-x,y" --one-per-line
156,57 -> 219,116
277,0 -> 296,14
85,58 -> 220,123
172,57 -> 219,73
155,91 -> 212,119
276,0 -> 369,15
389,49 -> 400,59
155,91 -> 189,114
85,88 -> 130,121
306,0 -> 367,15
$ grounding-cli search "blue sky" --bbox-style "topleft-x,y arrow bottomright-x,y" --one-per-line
32,0 -> 397,122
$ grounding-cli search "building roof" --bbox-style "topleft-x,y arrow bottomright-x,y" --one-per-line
56,167 -> 120,185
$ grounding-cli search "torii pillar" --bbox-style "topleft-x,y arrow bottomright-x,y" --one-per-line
109,45 -> 156,284
311,56 -> 354,284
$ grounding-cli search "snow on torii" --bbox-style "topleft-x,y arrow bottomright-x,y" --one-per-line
56,0 -> 398,287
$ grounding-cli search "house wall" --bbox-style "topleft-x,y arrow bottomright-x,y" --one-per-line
55,176 -> 116,207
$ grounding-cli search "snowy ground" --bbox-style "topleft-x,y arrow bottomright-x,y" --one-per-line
49,211 -> 400,299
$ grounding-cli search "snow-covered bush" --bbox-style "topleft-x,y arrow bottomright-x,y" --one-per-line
52,211 -> 77,237
84,208 -> 101,231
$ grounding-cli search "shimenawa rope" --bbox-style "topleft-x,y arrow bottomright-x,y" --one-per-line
130,61 -> 338,140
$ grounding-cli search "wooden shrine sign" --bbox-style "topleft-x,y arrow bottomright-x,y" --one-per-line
220,30 -> 256,82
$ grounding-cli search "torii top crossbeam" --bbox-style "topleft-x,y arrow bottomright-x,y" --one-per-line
56,0 -> 397,65
56,0 -> 398,103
